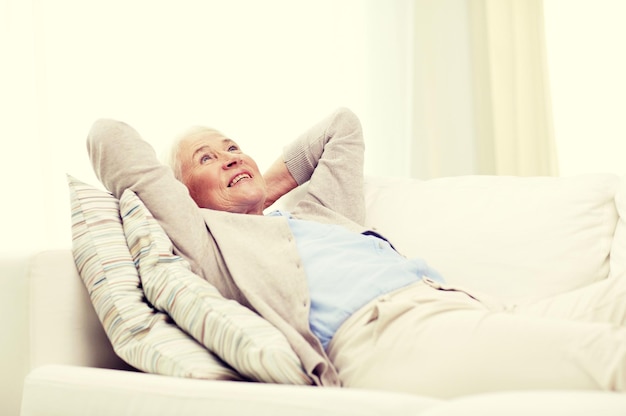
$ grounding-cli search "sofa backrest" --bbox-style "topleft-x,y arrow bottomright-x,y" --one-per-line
362,174 -> 622,303
29,250 -> 132,371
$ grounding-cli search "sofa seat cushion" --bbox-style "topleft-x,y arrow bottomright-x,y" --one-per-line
418,390 -> 626,416
21,365 -> 441,416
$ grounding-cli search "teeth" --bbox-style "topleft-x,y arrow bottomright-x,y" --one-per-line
229,173 -> 251,187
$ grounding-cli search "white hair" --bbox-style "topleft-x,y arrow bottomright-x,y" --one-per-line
164,126 -> 223,182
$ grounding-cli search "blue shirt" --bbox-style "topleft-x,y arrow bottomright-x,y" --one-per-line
269,211 -> 444,349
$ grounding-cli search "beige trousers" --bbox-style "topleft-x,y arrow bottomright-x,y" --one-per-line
326,277 -> 626,398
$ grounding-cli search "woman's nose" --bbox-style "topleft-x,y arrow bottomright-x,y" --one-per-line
220,152 -> 241,169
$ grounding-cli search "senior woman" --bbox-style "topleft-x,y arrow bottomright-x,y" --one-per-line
88,108 -> 626,397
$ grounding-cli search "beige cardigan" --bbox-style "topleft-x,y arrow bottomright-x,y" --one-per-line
87,108 -> 369,386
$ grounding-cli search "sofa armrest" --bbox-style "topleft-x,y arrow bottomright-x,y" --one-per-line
21,365 -> 441,416
29,250 -> 131,370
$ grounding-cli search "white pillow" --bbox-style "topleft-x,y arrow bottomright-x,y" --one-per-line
119,189 -> 312,385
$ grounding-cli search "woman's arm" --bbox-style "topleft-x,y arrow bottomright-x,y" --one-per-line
263,157 -> 298,210
282,107 -> 366,224
87,119 -> 214,276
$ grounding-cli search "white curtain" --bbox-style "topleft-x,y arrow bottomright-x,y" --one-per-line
470,0 -> 558,176
408,0 -> 558,178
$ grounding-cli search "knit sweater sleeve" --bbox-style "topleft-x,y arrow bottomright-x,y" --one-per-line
86,119 -> 215,277
282,107 -> 366,225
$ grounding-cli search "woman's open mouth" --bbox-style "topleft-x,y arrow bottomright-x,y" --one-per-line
228,173 -> 252,187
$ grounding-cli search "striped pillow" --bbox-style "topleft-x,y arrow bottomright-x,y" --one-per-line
68,175 -> 240,380
119,188 -> 312,385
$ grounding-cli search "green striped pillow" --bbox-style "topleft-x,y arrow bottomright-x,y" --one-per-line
68,175 -> 240,380
119,188 -> 312,385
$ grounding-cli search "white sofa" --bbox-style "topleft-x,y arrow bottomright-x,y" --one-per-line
18,174 -> 626,415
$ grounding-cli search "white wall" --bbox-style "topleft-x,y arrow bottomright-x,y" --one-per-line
544,0 -> 626,177
1,0 -> 415,255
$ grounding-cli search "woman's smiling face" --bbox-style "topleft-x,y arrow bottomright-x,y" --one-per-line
178,130 -> 267,214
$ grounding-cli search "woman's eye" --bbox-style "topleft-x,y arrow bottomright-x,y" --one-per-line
200,154 -> 212,163
228,145 -> 239,152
